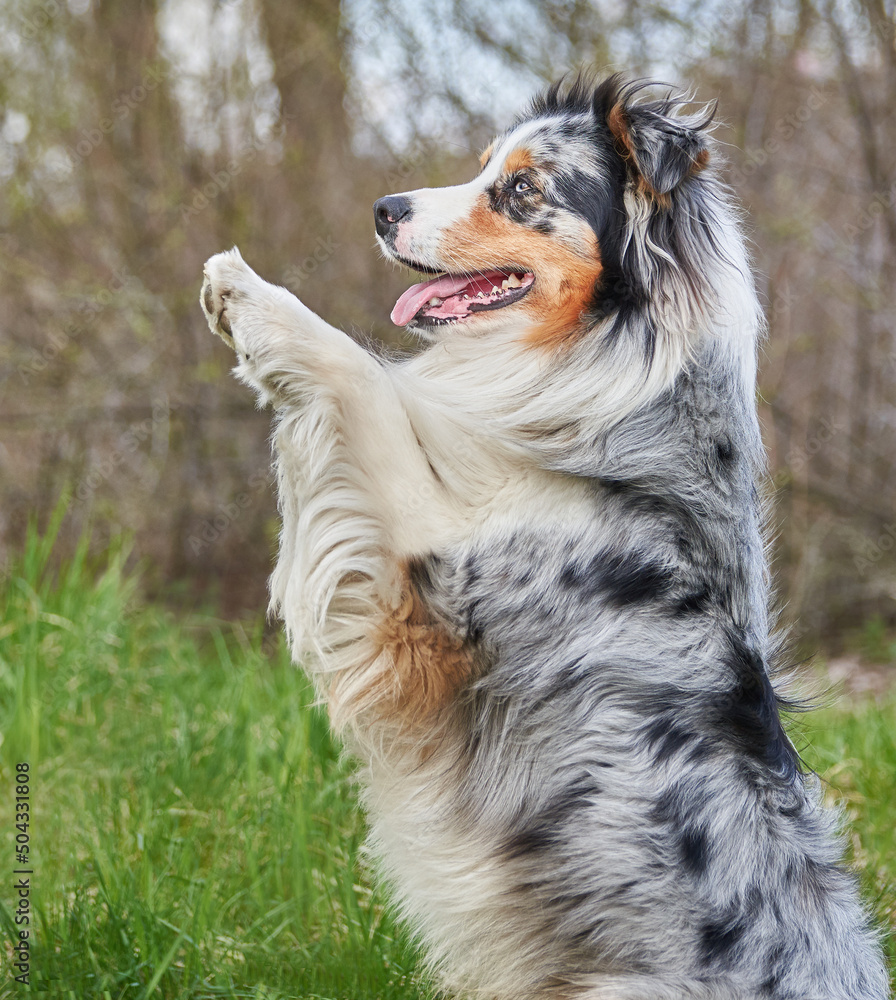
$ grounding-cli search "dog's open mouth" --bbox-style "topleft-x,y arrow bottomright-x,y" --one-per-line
391,269 -> 535,326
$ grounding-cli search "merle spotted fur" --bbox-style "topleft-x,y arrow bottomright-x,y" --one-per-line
199,72 -> 890,1000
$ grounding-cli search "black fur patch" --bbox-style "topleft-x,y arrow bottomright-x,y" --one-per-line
549,165 -> 644,329
596,478 -> 709,550
558,549 -> 672,605
406,553 -> 441,595
715,436 -> 736,465
649,776 -> 713,827
644,715 -> 697,762
699,913 -> 748,967
680,825 -> 712,876
504,775 -> 603,859
673,585 -> 713,615
714,631 -> 801,780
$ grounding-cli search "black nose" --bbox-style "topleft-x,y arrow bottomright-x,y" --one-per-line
373,195 -> 412,237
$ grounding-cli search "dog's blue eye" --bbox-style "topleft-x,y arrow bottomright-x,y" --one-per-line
514,179 -> 531,193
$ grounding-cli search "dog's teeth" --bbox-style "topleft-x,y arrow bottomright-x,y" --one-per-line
477,291 -> 485,297
506,273 -> 523,288
428,297 -> 443,306
462,294 -> 470,300
491,286 -> 500,294
501,278 -> 511,290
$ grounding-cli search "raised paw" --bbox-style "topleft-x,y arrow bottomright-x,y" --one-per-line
200,247 -> 253,350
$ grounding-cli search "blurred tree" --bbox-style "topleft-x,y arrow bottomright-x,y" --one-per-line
0,0 -> 893,649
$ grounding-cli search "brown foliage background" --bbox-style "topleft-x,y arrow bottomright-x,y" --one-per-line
1,0 -> 894,652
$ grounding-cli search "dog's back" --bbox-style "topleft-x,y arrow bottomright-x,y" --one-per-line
366,346 -> 886,1000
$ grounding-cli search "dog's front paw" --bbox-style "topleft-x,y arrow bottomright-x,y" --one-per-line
200,247 -> 252,350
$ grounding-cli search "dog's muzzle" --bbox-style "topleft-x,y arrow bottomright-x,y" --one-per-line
373,195 -> 412,238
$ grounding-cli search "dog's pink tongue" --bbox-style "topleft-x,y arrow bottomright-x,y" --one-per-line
391,273 -> 477,326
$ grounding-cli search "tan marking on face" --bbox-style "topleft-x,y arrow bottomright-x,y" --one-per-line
439,197 -> 602,348
344,566 -> 472,727
502,146 -> 534,175
479,142 -> 494,169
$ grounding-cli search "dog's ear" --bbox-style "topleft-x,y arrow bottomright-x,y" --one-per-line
607,101 -> 711,200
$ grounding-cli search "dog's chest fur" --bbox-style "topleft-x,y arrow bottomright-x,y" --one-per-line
271,347 -> 808,997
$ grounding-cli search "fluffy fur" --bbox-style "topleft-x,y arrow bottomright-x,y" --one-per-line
200,74 -> 889,999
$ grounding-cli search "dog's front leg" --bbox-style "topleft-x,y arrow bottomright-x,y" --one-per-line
200,248 -> 460,555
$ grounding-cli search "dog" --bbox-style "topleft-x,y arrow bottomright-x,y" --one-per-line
200,73 -> 889,1000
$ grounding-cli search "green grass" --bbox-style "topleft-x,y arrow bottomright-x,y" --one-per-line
0,515 -> 893,997
795,699 -> 896,981
0,513 -> 430,998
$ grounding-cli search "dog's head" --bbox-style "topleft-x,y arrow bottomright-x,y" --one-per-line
375,73 -> 715,346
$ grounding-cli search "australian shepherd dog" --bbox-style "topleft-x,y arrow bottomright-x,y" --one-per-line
200,74 -> 888,999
